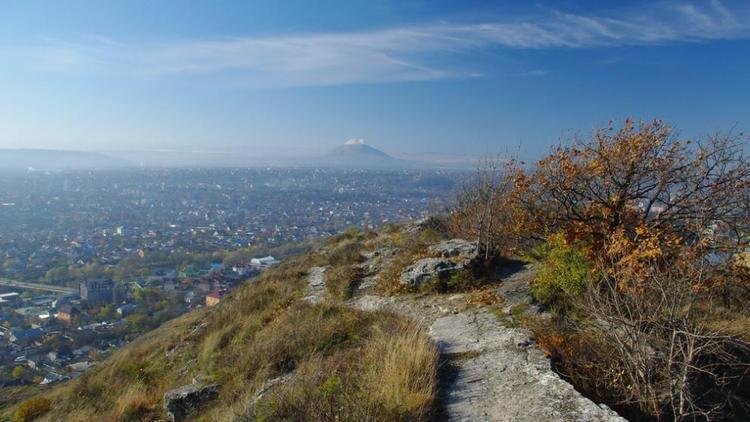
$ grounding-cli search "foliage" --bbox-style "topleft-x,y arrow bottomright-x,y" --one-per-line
449,157 -> 516,259
15,397 -> 51,422
531,233 -> 594,312
10,367 -> 26,380
450,118 -> 750,420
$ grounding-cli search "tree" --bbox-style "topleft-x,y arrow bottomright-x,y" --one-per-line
512,119 -> 750,261
450,157 -> 516,259
582,252 -> 750,420
452,119 -> 750,420
44,265 -> 73,285
11,365 -> 26,380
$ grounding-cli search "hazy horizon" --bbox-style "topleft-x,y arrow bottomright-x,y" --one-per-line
1,0 -> 749,161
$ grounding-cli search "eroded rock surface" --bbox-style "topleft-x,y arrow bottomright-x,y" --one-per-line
302,266 -> 326,303
430,311 -> 624,422
428,238 -> 479,262
350,241 -> 624,422
357,247 -> 399,291
400,258 -> 462,289
163,383 -> 219,422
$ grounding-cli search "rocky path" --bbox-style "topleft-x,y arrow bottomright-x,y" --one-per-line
430,310 -> 623,421
318,248 -> 624,422
302,266 -> 326,304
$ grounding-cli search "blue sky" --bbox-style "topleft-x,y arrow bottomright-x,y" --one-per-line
0,0 -> 748,161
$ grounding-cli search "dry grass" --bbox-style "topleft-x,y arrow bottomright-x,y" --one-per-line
378,249 -> 425,294
253,317 -> 437,421
359,321 -> 438,419
323,233 -> 366,301
9,246 -> 440,422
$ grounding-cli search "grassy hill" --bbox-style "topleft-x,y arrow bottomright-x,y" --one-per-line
2,229 -> 439,422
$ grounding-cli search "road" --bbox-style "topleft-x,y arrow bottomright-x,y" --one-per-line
0,279 -> 76,295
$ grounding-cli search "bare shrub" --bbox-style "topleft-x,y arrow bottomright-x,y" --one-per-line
580,254 -> 750,420
450,157 -> 518,259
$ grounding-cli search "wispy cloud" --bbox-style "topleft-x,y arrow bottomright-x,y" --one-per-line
5,0 -> 750,87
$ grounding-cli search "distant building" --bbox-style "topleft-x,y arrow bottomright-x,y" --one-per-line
0,292 -> 21,304
232,263 -> 259,277
80,278 -> 114,305
9,328 -> 44,345
40,372 -> 66,385
57,304 -> 79,323
205,291 -> 227,307
116,304 -> 137,317
251,256 -> 279,269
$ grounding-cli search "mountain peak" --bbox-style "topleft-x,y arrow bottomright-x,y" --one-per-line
343,138 -> 365,145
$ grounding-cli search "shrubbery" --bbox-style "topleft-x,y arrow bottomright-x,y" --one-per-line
450,119 -> 750,420
15,397 -> 51,422
531,234 -> 593,313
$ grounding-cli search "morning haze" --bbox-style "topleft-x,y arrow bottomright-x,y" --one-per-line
1,2 -> 750,422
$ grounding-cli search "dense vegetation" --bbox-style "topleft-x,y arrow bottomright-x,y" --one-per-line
451,119 -> 750,420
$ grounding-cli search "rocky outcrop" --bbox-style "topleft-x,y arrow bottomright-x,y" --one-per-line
351,240 -> 624,422
163,383 -> 219,422
399,257 -> 462,289
430,311 -> 624,421
302,267 -> 326,303
357,247 -> 400,291
399,240 -> 479,289
428,238 -> 479,263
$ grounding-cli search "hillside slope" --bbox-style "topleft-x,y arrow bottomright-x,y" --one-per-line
5,224 -> 622,421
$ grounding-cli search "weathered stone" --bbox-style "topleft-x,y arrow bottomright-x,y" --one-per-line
399,257 -> 461,289
163,383 -> 219,422
429,311 -> 624,421
428,238 -> 479,263
302,266 -> 326,304
404,216 -> 449,234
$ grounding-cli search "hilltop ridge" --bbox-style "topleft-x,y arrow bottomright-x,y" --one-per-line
0,149 -> 131,171
3,222 -> 623,421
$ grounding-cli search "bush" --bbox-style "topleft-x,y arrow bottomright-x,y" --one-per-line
15,397 -> 51,422
531,234 -> 593,312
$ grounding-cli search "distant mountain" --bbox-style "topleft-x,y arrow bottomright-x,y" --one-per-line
318,139 -> 407,168
0,149 -> 131,171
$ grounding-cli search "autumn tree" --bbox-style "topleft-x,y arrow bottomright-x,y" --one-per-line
515,120 -> 749,255
452,119 -> 750,420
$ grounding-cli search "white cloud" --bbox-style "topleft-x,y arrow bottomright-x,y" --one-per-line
6,0 -> 750,87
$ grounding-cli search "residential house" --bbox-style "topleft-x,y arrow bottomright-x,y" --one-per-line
57,304 -> 80,324
116,304 -> 137,317
205,291 -> 227,307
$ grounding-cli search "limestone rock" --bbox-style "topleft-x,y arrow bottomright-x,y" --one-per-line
399,257 -> 461,289
429,311 -> 624,421
163,383 -> 219,422
428,238 -> 479,262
